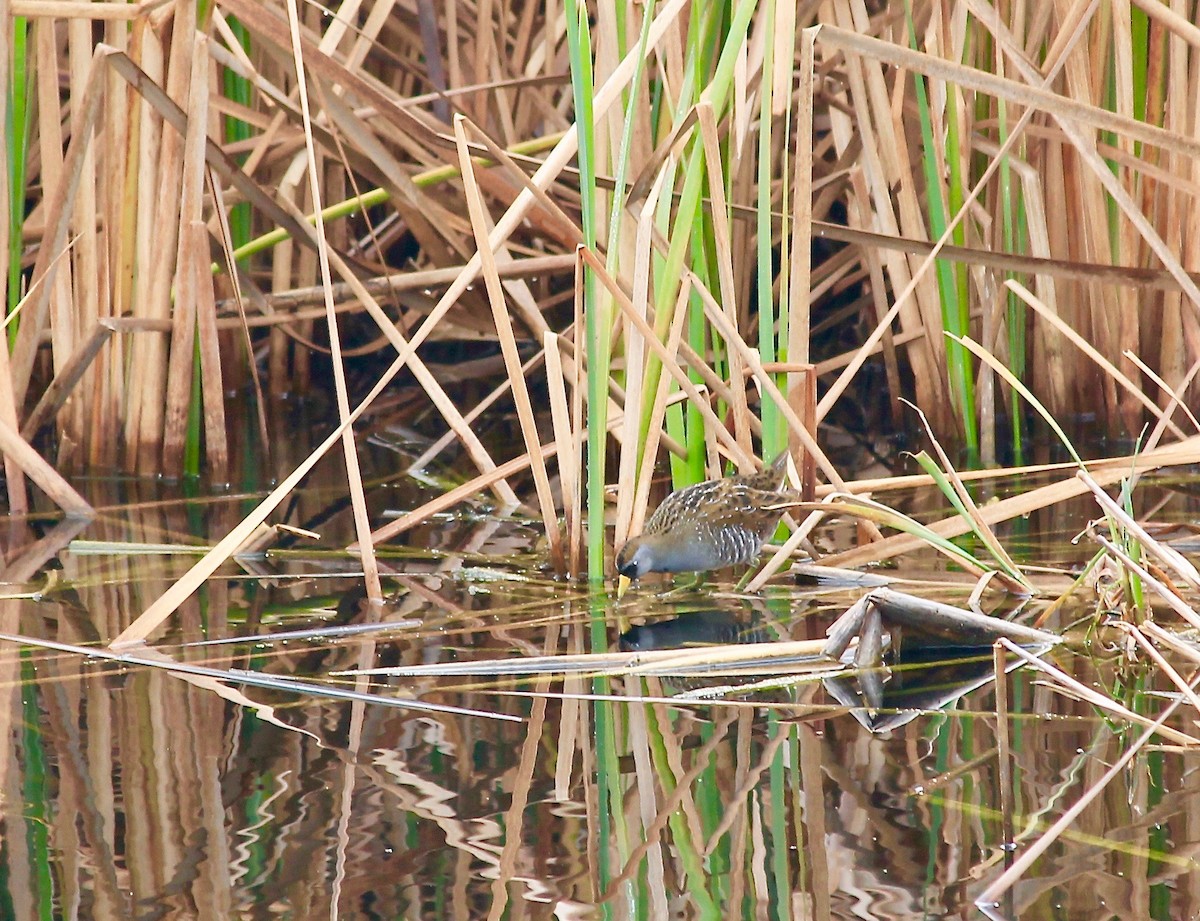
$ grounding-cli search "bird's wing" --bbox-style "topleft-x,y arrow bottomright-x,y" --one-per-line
642,479 -> 721,533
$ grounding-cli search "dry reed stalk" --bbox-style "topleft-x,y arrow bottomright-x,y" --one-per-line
1087,530 -> 1200,629
142,7 -> 195,469
849,169 -> 903,430
34,18 -> 77,465
907,400 -> 1032,591
11,0 -> 166,16
162,34 -> 210,473
979,0 -> 1200,407
981,10 -> 1200,354
809,215 -> 1200,292
192,221 -> 228,482
628,280 -> 693,543
95,17 -> 128,469
19,321 -> 117,438
68,17 -> 101,454
122,24 -> 164,450
827,19 -> 1198,159
1078,469 -> 1200,590
13,45 -> 109,408
1115,623 -> 1200,713
1141,620 -> 1200,667
453,117 -> 563,569
1162,15 -> 1199,404
268,169 -> 297,395
1123,350 -> 1200,434
813,9 -> 1088,430
207,175 -> 269,460
614,161 -> 671,551
828,3 -> 945,424
687,272 -> 866,501
977,134 -> 1068,411
228,253 -> 575,316
543,332 -> 575,570
284,0 -> 383,603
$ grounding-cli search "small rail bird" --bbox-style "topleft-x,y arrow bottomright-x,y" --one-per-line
616,453 -> 797,593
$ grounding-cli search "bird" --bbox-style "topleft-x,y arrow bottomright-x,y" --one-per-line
615,453 -> 797,592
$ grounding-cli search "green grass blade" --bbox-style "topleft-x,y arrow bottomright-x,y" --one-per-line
565,0 -> 605,583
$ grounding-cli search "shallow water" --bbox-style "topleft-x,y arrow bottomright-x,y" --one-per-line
3,439 -> 1200,920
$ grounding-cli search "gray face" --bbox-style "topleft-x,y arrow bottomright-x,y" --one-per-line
616,539 -> 653,579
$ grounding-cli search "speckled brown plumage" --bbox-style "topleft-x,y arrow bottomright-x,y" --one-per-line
616,454 -> 797,581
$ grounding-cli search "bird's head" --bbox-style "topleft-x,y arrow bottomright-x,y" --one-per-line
615,537 -> 655,580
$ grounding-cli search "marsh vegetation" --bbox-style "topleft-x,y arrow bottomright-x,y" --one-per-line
3,0 -> 1200,918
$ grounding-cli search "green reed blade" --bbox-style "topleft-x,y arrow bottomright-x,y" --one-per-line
6,15 -> 31,342
907,4 -> 977,456
565,0 -> 605,583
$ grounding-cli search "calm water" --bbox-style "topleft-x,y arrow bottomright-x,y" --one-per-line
3,429 -> 1200,921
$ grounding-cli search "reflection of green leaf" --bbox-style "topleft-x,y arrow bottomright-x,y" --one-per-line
922,791 -> 1195,869
22,654 -> 53,921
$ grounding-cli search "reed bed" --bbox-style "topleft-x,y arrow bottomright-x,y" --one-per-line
2,0 -> 1199,602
